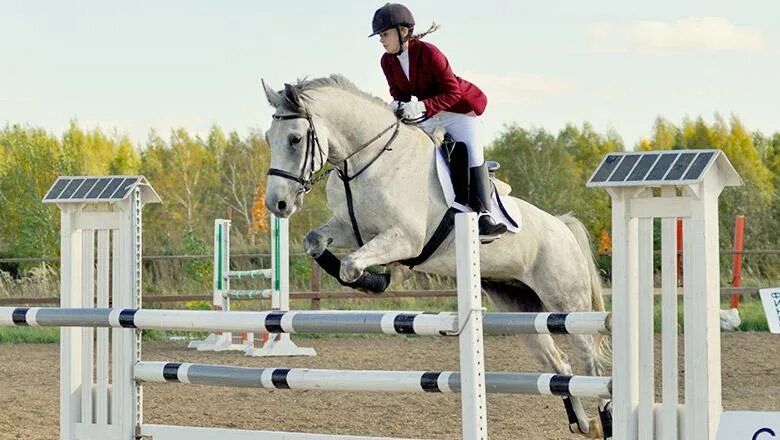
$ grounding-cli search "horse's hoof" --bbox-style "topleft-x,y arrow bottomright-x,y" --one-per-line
303,231 -> 330,257
578,417 -> 603,439
568,417 -> 602,439
587,416 -> 604,439
339,256 -> 363,283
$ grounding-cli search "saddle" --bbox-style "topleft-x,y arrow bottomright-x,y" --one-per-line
438,134 -> 512,196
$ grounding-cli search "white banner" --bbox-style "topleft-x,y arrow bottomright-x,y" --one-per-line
760,288 -> 780,334
718,412 -> 780,439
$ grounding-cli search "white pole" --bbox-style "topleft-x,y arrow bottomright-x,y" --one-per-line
1,308 -> 613,336
79,228 -> 94,430
637,190 -> 655,440
59,205 -> 82,440
95,229 -> 110,426
214,220 -> 225,310
609,188 -> 640,440
273,215 -> 287,310
134,362 -> 613,398
660,188 -> 680,440
455,213 -> 488,440
683,176 -> 723,440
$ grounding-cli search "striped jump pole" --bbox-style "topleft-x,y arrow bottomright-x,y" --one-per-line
0,307 -> 612,336
135,362 -> 612,399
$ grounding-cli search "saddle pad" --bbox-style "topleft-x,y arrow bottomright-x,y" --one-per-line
434,148 -> 521,233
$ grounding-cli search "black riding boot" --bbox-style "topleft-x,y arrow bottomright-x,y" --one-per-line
450,141 -> 470,206
469,163 -> 507,241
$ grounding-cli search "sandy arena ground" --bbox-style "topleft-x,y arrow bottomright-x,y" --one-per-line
1,333 -> 778,440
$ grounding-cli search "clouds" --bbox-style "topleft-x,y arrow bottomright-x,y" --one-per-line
461,71 -> 580,104
587,17 -> 766,55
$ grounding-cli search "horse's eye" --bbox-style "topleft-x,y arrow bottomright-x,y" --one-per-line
289,134 -> 303,145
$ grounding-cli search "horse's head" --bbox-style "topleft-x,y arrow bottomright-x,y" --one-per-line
261,80 -> 331,218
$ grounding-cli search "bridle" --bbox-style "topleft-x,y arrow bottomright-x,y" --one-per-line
266,112 -> 327,193
266,108 -> 401,195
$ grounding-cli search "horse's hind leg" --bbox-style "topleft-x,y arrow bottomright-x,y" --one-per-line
520,334 -> 600,437
538,293 -> 608,437
483,281 -> 602,438
568,333 -> 610,438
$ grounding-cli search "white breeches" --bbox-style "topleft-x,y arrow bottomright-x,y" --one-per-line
419,111 -> 486,167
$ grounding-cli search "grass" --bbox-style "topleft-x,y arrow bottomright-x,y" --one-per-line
0,327 -> 60,344
730,297 -> 770,331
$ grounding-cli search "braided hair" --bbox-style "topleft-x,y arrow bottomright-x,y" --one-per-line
409,22 -> 441,40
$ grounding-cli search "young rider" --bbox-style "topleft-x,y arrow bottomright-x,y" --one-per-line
369,3 -> 506,241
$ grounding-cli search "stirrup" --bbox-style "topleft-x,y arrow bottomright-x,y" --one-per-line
477,214 -> 506,243
479,233 -> 502,244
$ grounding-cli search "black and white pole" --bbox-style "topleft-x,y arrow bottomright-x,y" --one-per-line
134,362 -> 612,398
0,307 -> 611,336
455,213 -> 488,440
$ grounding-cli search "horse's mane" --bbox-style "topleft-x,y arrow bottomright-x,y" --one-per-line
281,74 -> 391,113
278,74 -> 443,145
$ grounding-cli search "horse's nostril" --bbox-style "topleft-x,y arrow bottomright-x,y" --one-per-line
277,201 -> 287,211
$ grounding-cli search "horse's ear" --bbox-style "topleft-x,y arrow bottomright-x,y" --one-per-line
261,79 -> 284,108
283,83 -> 302,110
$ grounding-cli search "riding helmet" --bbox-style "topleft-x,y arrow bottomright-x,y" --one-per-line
368,3 -> 415,37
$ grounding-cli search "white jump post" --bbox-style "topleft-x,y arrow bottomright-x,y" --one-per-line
42,176 -> 161,440
187,219 -> 248,351
455,213 -> 488,439
188,215 -> 315,356
588,150 -> 742,440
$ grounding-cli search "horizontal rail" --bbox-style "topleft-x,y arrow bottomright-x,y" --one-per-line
134,362 -> 612,398
225,269 -> 272,280
2,249 -> 778,264
223,290 -> 273,299
0,308 -> 612,335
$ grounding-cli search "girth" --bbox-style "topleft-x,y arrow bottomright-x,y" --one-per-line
398,207 -> 459,268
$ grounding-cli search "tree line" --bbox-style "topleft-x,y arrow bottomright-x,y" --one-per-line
1,114 -> 778,279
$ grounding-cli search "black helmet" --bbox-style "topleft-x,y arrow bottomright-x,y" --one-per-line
368,3 -> 415,37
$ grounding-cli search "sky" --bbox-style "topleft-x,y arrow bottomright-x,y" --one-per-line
1,0 -> 778,149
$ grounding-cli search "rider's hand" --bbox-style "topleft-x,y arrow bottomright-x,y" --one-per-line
399,100 -> 426,120
388,100 -> 401,112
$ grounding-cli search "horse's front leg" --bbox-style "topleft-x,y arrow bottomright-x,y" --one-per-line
340,227 -> 418,283
303,217 -> 357,258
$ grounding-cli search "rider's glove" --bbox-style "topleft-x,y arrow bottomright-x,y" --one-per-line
399,100 -> 426,120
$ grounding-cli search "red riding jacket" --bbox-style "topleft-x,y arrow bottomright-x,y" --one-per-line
380,39 -> 487,117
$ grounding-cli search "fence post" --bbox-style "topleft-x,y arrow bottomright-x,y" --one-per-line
730,215 -> 745,309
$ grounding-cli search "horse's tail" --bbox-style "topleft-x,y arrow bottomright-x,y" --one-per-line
560,214 -> 612,367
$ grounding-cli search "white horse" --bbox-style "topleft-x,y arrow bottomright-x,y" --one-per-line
261,75 -> 610,438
